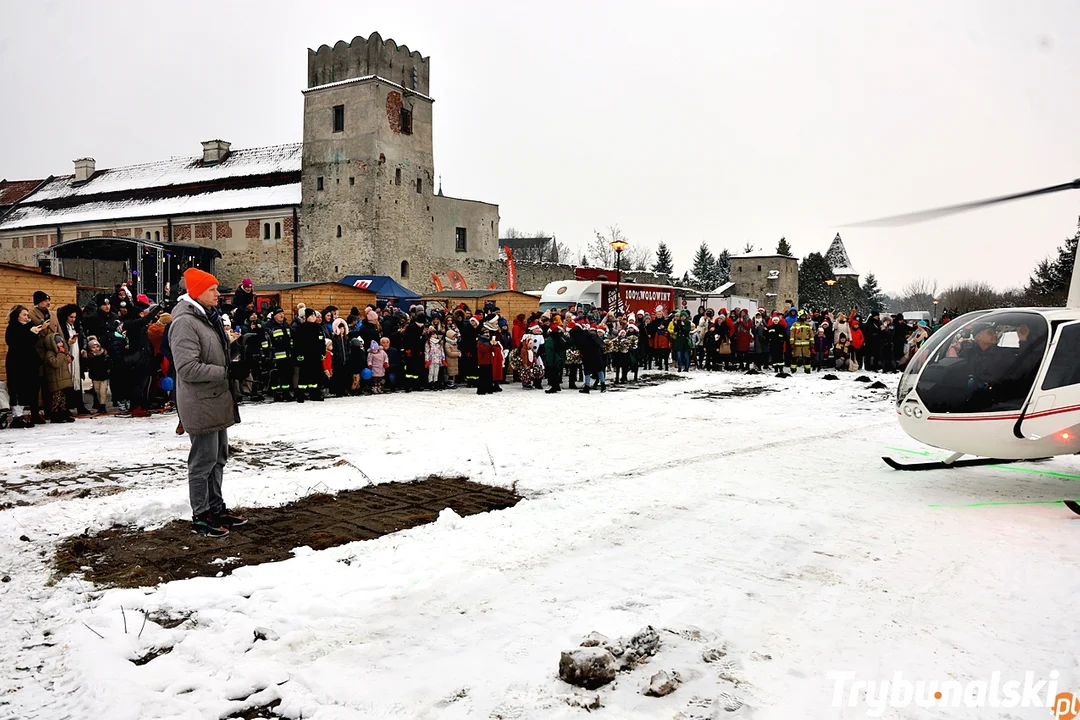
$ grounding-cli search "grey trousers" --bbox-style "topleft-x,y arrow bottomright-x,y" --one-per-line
188,429 -> 228,518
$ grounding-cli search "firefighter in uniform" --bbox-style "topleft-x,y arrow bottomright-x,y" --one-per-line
263,307 -> 293,401
789,310 -> 814,374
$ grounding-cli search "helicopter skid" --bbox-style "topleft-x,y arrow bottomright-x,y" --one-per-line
1064,501 -> 1080,517
881,455 -> 1049,471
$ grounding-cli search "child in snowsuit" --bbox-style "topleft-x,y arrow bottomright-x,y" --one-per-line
84,336 -> 112,412
367,339 -> 389,393
426,330 -> 445,388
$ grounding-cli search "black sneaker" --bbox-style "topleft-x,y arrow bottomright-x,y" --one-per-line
213,508 -> 248,528
192,515 -> 229,537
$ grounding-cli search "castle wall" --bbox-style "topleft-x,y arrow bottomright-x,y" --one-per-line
308,32 -> 430,95
432,195 -> 499,264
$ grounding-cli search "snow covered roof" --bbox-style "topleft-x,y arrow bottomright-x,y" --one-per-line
0,183 -> 300,230
27,143 -> 302,202
825,233 -> 857,276
731,253 -> 797,260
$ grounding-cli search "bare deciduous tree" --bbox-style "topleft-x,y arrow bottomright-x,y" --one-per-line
501,227 -> 573,263
892,277 -> 939,313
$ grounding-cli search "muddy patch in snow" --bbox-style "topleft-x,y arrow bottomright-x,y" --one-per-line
606,372 -> 687,392
691,386 -> 778,400
53,476 -> 520,589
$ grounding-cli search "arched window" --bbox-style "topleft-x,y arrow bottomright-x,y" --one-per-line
263,223 -> 270,240
155,231 -> 160,241
145,232 -> 151,241
400,260 -> 410,279
336,225 -> 342,238
274,222 -> 281,239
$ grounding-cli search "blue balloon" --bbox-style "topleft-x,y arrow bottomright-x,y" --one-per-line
160,376 -> 174,392
361,368 -> 373,380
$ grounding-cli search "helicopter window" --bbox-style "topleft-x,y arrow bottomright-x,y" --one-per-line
897,310 -> 988,405
1041,323 -> 1080,390
912,310 -> 1048,414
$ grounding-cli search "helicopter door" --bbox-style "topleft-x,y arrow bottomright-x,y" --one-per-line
1015,320 -> 1080,440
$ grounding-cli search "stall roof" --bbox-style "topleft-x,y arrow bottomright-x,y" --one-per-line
423,289 -> 534,298
338,275 -> 420,300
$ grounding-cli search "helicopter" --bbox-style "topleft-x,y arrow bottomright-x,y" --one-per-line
845,177 -> 1080,516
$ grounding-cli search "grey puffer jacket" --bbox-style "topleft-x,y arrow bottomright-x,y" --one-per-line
169,297 -> 239,436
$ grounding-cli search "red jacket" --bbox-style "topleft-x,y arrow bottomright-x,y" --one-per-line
478,339 -> 495,366
850,322 -> 865,349
733,318 -> 753,352
491,340 -> 505,382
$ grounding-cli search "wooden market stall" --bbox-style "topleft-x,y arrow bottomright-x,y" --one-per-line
421,289 -> 540,319
223,282 -> 378,321
0,263 -> 78,382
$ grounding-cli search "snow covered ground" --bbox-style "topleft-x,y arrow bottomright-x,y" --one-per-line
2,370 -> 1079,720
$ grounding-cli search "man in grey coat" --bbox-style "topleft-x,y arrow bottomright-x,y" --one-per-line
169,267 -> 247,537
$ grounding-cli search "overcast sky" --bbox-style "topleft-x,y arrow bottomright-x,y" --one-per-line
3,0 -> 1079,295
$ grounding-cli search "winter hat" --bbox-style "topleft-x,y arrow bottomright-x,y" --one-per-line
366,309 -> 378,323
483,319 -> 499,332
529,323 -> 541,333
445,327 -> 457,340
136,294 -> 150,305
332,317 -> 348,333
87,336 -> 101,349
628,324 -> 638,333
304,308 -> 318,318
241,278 -> 253,288
33,291 -> 50,304
183,268 -> 218,299
325,338 -> 333,349
618,329 -> 626,337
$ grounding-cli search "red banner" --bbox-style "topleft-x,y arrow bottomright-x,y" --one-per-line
505,246 -> 516,290
430,273 -> 444,292
447,269 -> 468,290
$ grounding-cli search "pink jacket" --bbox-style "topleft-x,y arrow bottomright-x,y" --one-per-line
367,348 -> 389,378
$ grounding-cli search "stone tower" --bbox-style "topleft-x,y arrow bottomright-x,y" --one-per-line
300,32 -> 436,283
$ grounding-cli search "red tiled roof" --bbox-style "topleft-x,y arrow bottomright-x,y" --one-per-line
0,180 -> 44,206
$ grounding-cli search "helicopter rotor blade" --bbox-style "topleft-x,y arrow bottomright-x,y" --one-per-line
842,178 -> 1080,228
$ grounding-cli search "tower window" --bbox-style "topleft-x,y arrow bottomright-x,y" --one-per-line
274,222 -> 281,239
455,227 -> 467,252
263,223 -> 271,240
737,266 -> 742,272
400,260 -> 410,279
395,168 -> 401,186
155,231 -> 160,241
416,178 -> 422,194
332,104 -> 344,133
349,177 -> 355,185
757,265 -> 762,271
317,177 -> 324,191
145,232 -> 151,240
400,107 -> 413,135
336,225 -> 342,238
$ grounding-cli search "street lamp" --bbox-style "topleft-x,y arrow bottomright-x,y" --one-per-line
824,277 -> 837,313
932,298 -> 939,324
610,238 -> 628,314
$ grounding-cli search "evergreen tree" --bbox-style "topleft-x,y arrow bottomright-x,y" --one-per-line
776,236 -> 793,256
690,242 -> 716,289
798,252 -> 834,311
714,249 -> 732,286
581,254 -> 589,267
1025,217 -> 1079,305
743,241 -> 756,253
860,272 -> 886,313
652,242 -> 675,276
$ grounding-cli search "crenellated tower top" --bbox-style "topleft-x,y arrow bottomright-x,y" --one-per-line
307,32 -> 430,95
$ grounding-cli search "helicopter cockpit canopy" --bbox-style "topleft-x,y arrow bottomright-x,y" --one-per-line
899,310 -> 1050,414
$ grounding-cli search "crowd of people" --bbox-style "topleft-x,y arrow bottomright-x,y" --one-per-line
2,276 -> 942,432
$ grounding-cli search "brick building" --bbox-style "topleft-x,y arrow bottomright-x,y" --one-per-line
0,32 -> 505,299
